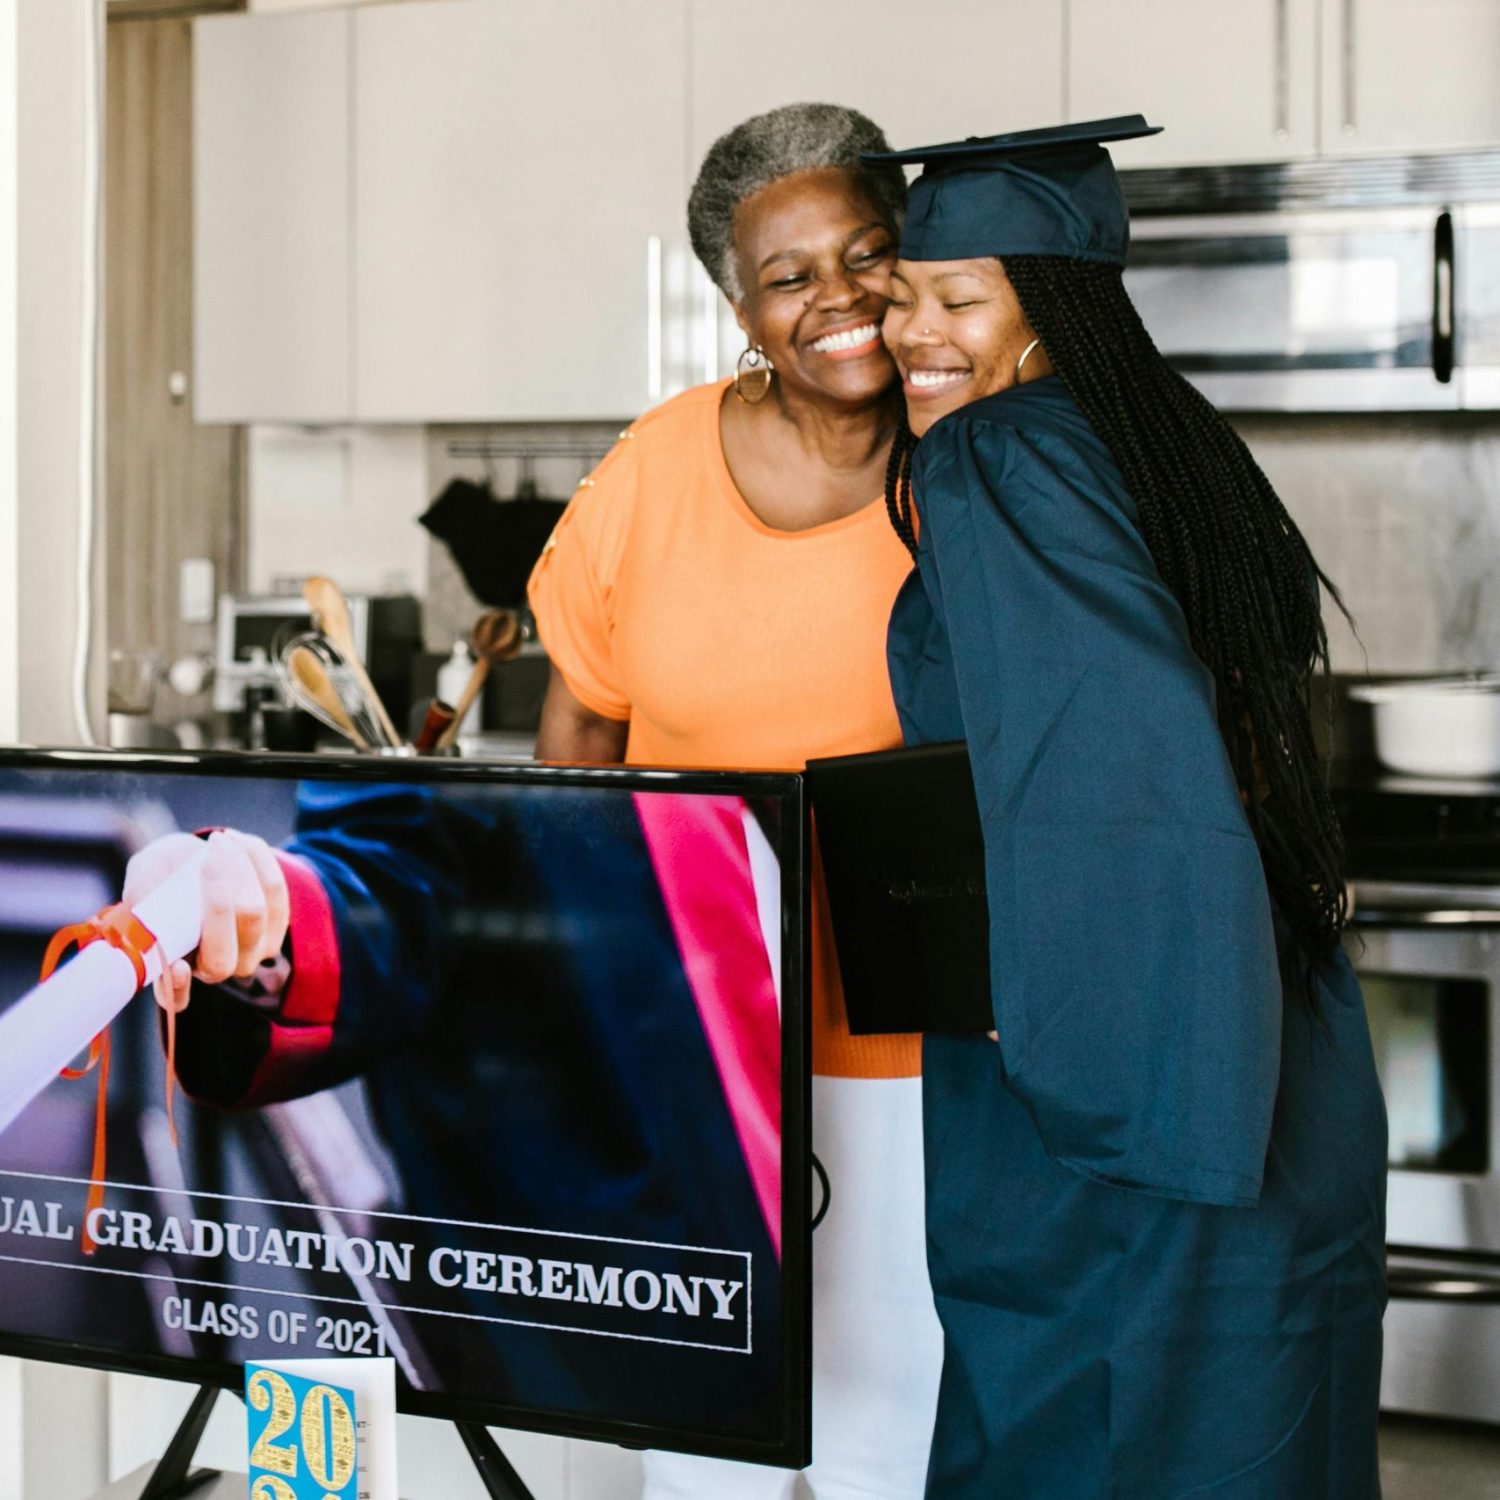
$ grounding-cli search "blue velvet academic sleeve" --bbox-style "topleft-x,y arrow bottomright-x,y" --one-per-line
168,783 -> 480,1106
911,385 -> 1282,1206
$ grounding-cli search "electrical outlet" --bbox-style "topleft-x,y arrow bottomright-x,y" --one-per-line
180,558 -> 216,624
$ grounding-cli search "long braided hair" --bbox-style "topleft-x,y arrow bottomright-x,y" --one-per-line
886,255 -> 1351,966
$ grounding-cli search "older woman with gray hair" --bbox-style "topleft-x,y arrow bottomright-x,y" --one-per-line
529,103 -> 942,1498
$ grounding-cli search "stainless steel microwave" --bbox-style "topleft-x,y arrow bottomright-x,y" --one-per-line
1121,151 -> 1500,411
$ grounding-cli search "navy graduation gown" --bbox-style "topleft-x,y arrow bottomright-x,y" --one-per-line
887,378 -> 1388,1498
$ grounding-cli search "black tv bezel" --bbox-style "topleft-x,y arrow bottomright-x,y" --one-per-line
0,746 -> 812,1470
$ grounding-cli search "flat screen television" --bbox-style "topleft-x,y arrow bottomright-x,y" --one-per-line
0,748 -> 809,1469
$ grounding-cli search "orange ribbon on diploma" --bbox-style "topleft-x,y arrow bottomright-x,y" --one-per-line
0,845 -> 209,1254
40,903 -> 180,1254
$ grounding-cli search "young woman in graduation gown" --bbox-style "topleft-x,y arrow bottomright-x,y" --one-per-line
866,118 -> 1388,1498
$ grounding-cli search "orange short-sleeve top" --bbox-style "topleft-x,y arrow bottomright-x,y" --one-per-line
528,380 -> 919,1079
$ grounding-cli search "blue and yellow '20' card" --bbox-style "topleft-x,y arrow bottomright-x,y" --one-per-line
246,1362 -> 359,1500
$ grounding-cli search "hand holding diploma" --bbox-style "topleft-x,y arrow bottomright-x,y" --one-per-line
123,829 -> 290,1016
0,827 -> 285,1137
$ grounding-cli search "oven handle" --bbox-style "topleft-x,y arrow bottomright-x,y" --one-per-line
1349,878 -> 1500,928
1388,1251 -> 1500,1304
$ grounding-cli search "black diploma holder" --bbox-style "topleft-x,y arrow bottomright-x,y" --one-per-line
805,740 -> 994,1035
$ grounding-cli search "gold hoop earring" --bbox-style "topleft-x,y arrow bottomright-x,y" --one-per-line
1016,337 -> 1042,379
734,345 -> 773,404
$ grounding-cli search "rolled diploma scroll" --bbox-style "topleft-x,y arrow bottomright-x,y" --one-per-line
0,845 -> 208,1138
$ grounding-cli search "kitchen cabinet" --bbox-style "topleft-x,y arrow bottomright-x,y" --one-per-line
353,0 -> 687,421
195,0 -> 1500,424
1072,0 -> 1500,165
193,8 -> 351,423
1068,0 -> 1319,167
689,0 -> 1064,379
1321,0 -> 1500,155
689,1 -> 1064,168
197,0 -> 687,423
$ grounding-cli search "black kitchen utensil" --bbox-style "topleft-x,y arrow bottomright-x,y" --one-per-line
420,477 -> 566,607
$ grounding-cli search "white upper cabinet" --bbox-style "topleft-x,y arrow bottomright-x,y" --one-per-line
1322,0 -> 1500,154
352,0 -> 687,421
689,0 -> 1065,166
1069,0 -> 1319,167
688,0 -> 1065,379
194,9 -> 352,423
192,0 -> 1500,424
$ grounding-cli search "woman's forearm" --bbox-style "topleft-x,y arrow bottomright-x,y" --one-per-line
534,668 -> 629,764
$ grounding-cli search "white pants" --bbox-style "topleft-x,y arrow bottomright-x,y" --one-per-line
641,1074 -> 943,1500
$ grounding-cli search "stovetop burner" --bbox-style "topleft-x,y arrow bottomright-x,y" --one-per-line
1334,761 -> 1500,882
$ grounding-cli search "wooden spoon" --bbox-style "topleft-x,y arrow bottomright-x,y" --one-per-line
286,644 -> 370,749
433,609 -> 524,753
302,576 -> 402,748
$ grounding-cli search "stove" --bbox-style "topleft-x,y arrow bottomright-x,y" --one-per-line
1334,765 -> 1500,1424
1336,768 -> 1500,883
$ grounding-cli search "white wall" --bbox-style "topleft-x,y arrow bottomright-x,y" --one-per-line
22,1363 -> 108,1499
15,0 -> 102,747
7,6 -> 115,1493
0,0 -> 16,750
0,1358 -> 18,1500
246,423 -> 430,599
1,2 -> 26,1489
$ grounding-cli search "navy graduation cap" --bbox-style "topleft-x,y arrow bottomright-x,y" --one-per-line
864,114 -> 1161,267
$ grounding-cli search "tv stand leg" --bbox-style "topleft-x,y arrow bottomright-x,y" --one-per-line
455,1421 -> 539,1500
136,1383 -> 221,1499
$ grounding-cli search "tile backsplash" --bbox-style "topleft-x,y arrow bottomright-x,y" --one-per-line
427,410 -> 1500,679
1233,413 -> 1500,675
253,408 -> 1500,682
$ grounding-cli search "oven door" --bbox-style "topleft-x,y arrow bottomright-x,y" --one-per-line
1347,878 -> 1500,1421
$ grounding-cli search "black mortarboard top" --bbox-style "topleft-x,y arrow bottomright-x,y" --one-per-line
863,115 -> 1161,267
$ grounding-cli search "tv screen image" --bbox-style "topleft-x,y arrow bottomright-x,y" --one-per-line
0,751 -> 809,1468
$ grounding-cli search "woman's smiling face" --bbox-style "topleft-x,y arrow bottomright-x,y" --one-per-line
882,257 -> 1049,435
731,166 -> 899,408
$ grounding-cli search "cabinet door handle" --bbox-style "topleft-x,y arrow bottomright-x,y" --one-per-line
1433,210 -> 1455,384
646,235 -> 663,401
1341,0 -> 1358,135
1273,0 -> 1290,139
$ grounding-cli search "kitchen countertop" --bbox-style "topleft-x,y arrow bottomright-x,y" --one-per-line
1382,1414 -> 1500,1498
